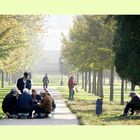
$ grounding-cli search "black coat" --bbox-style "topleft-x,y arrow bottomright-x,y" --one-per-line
130,95 -> 140,107
2,92 -> 17,114
17,77 -> 31,93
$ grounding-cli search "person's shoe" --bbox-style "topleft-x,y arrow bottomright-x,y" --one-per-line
27,115 -> 32,119
43,114 -> 49,118
7,114 -> 15,118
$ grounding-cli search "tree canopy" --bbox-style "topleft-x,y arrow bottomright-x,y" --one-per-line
114,16 -> 140,86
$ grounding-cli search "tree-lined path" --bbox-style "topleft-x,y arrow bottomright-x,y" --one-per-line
0,87 -> 79,125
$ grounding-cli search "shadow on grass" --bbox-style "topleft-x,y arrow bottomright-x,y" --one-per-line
69,108 -> 94,114
103,115 -> 140,122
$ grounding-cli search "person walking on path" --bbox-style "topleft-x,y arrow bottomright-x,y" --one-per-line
17,72 -> 32,93
68,76 -> 77,100
42,73 -> 49,89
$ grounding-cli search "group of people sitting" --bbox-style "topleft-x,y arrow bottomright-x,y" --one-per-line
2,88 -> 56,119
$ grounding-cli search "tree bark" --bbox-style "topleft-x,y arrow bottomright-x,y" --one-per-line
82,72 -> 84,89
92,70 -> 96,95
12,73 -> 16,84
99,69 -> 103,97
76,72 -> 79,85
121,79 -> 124,105
1,70 -> 4,88
97,71 -> 100,96
110,65 -> 114,101
8,74 -> 12,85
125,81 -> 127,91
84,72 -> 88,92
131,83 -> 135,91
88,71 -> 91,93
6,72 -> 9,82
103,77 -> 106,85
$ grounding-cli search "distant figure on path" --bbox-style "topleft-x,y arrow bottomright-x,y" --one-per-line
42,73 -> 49,89
68,75 -> 77,100
17,72 -> 32,93
121,91 -> 140,116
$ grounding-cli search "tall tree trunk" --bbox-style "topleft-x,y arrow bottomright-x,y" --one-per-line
12,73 -> 16,84
97,71 -> 100,96
6,72 -> 9,82
110,65 -> 114,101
103,77 -> 106,85
20,70 -> 22,77
121,79 -> 124,105
92,70 -> 96,95
8,74 -> 12,85
76,72 -> 79,85
82,72 -> 84,89
99,69 -> 103,97
1,70 -> 4,88
88,71 -> 91,93
131,82 -> 135,91
125,81 -> 127,91
84,72 -> 88,92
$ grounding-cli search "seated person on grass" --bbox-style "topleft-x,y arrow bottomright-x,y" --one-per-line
121,91 -> 140,116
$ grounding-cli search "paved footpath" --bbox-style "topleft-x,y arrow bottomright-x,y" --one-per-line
0,87 -> 79,125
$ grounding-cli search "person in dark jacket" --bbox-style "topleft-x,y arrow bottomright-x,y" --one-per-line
121,91 -> 140,116
2,88 -> 19,117
42,73 -> 49,89
17,88 -> 33,118
17,72 -> 32,93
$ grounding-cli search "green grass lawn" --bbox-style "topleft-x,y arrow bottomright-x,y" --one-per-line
57,86 -> 140,125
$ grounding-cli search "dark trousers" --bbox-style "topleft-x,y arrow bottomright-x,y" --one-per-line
43,83 -> 48,89
18,106 -> 33,117
68,88 -> 75,100
124,103 -> 140,115
35,106 -> 50,115
3,106 -> 18,115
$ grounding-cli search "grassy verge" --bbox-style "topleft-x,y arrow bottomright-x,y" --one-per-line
57,86 -> 140,125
